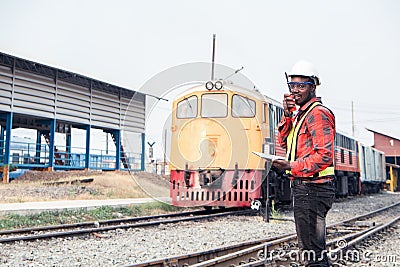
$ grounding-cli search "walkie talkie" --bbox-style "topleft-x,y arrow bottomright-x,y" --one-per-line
285,72 -> 296,114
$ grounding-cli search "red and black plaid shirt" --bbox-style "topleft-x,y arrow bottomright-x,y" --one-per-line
278,97 -> 336,183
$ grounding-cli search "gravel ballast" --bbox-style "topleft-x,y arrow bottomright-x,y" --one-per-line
0,192 -> 399,266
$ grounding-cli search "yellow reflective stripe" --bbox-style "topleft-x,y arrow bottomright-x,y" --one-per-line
318,166 -> 335,176
286,102 -> 321,162
285,127 -> 295,175
286,166 -> 334,177
285,127 -> 294,161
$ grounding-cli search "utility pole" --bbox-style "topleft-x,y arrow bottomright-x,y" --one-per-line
211,34 -> 216,81
351,101 -> 355,136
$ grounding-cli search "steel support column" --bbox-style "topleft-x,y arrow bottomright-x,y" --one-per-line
114,130 -> 121,171
141,132 -> 145,171
0,125 -> 4,163
3,112 -> 13,182
47,119 -> 56,171
66,127 -> 72,166
35,130 -> 41,164
85,125 -> 91,170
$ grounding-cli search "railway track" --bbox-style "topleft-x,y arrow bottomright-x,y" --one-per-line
129,201 -> 400,267
0,208 -> 255,243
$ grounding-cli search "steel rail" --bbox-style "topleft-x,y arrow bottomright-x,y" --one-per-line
129,201 -> 400,267
330,215 -> 400,256
235,226 -> 382,267
0,208 -> 233,235
329,201 -> 400,227
0,208 -> 254,243
190,202 -> 400,267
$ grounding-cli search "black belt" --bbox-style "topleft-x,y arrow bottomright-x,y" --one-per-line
291,179 -> 332,187
291,179 -> 312,186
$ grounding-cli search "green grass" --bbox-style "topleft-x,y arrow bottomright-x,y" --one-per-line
0,202 -> 184,230
270,200 -> 283,219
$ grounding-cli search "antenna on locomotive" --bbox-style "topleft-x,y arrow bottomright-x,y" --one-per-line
205,34 -> 243,90
211,33 -> 216,81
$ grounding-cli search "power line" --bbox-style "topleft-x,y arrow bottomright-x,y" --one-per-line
330,105 -> 400,115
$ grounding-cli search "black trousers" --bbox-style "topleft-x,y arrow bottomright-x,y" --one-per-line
292,182 -> 335,267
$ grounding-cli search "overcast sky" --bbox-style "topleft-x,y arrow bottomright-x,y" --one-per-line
1,0 -> 399,155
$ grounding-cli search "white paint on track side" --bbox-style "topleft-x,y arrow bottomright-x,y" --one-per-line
0,197 -> 172,215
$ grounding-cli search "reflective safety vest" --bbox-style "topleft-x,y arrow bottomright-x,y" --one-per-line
286,102 -> 335,177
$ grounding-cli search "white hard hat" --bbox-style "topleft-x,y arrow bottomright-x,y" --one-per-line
288,60 -> 321,86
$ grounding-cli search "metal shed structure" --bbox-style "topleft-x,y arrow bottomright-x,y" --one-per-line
0,52 -> 146,182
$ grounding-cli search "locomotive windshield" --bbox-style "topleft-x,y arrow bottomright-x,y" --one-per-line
201,93 -> 228,118
177,95 -> 198,118
232,94 -> 256,117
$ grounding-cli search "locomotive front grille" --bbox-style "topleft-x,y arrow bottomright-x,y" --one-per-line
170,169 -> 262,207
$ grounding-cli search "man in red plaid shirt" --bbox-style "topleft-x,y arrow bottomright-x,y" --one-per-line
273,61 -> 336,267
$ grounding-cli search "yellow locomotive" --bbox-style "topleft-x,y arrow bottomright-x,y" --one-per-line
169,81 -> 286,208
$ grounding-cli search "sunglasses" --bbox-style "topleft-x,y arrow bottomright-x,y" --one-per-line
287,82 -> 314,91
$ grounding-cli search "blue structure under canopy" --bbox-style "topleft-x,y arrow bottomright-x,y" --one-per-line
0,52 -> 146,181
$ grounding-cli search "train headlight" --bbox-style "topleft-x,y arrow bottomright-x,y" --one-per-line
205,81 -> 214,90
214,81 -> 223,90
